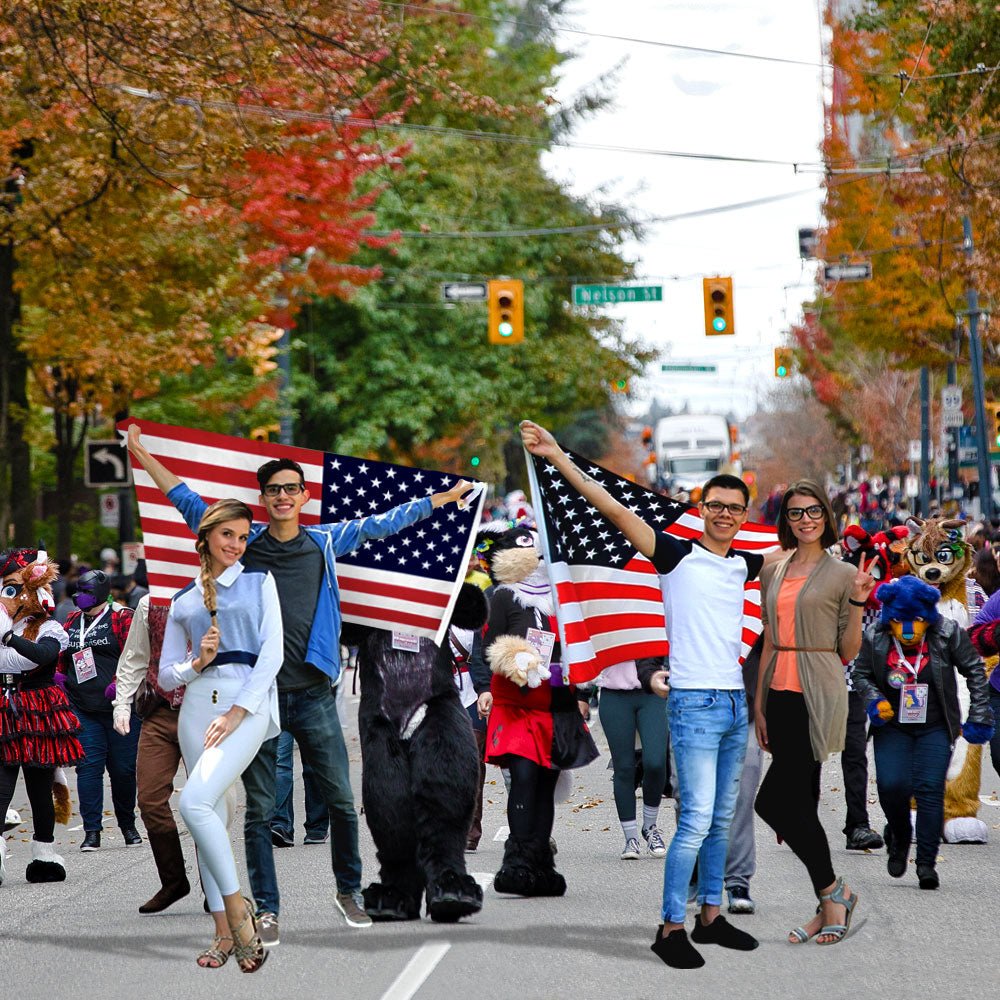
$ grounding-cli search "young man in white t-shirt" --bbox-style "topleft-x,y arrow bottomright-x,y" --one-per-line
520,420 -> 761,970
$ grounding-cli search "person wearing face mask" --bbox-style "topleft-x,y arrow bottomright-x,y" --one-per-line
854,574 -> 993,891
754,480 -> 875,947
60,569 -> 140,852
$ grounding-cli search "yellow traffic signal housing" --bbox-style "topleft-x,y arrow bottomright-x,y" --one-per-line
774,347 -> 793,378
249,423 -> 281,442
703,276 -> 734,336
488,279 -> 524,344
985,401 -> 1000,448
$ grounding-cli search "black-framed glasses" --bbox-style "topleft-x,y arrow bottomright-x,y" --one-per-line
786,504 -> 825,521
702,500 -> 747,516
262,482 -> 305,497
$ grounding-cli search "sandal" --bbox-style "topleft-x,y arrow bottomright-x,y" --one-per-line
196,935 -> 232,969
816,877 -> 858,945
230,897 -> 269,973
788,904 -> 821,945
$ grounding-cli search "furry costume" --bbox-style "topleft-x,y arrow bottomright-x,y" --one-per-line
350,583 -> 487,923
477,523 -> 598,898
0,547 -> 81,886
900,517 -> 987,842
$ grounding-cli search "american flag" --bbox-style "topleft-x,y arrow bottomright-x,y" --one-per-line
526,449 -> 779,683
119,419 -> 485,644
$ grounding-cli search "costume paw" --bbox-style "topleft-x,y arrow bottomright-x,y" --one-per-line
961,721 -> 994,745
25,841 -> 66,883
487,636 -> 542,687
866,699 -> 893,726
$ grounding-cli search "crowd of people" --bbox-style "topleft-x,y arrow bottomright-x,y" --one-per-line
2,419 -> 999,974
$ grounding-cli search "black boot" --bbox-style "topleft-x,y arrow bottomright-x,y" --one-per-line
426,870 -> 483,923
492,836 -> 537,896
884,824 -> 909,879
139,831 -> 191,913
526,837 -> 566,897
362,882 -> 422,921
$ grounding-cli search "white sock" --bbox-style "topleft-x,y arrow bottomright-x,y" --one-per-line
642,804 -> 660,832
621,820 -> 639,842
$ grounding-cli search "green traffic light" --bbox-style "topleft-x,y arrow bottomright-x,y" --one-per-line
776,365 -> 788,377
470,456 -> 481,467
712,317 -> 727,332
498,321 -> 514,338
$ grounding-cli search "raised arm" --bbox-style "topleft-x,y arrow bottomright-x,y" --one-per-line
126,424 -> 182,495
520,420 -> 656,558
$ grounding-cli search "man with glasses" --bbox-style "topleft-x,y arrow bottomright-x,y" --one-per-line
520,420 -> 763,970
126,428 -> 472,942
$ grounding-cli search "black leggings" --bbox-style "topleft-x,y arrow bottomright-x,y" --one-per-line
754,690 -> 836,894
506,756 -> 560,842
0,764 -> 55,842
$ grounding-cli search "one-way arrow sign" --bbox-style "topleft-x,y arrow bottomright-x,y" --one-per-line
441,282 -> 488,302
85,440 -> 132,488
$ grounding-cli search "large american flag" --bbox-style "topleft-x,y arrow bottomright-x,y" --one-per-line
526,449 -> 779,683
120,419 -> 485,644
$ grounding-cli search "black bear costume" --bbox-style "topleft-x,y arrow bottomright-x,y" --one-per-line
348,583 -> 487,922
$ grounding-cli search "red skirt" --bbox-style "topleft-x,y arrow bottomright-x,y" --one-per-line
0,682 -> 85,768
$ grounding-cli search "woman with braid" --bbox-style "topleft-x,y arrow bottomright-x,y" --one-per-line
159,499 -> 282,973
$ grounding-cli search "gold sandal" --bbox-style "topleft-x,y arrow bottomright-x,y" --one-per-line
196,935 -> 232,969
230,898 -> 268,973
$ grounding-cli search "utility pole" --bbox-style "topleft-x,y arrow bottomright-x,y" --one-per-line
946,356 -> 959,503
964,216 -> 993,521
919,366 -> 930,516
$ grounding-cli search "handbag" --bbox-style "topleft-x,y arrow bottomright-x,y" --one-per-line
133,677 -> 166,720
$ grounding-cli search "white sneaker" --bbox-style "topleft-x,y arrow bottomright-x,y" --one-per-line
642,825 -> 667,858
620,837 -> 641,860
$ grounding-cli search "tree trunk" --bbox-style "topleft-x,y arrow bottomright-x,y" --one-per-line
51,374 -> 89,560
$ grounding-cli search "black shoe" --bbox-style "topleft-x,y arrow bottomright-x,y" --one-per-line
846,826 -> 884,851
916,864 -> 939,890
690,914 -> 759,951
884,824 -> 909,878
80,831 -> 100,852
270,829 -> 294,848
121,827 -> 143,847
650,926 -> 705,969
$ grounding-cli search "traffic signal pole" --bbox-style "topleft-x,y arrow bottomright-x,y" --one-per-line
964,216 -> 993,521
919,366 -> 930,516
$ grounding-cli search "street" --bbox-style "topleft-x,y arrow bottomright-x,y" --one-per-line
3,682 -> 1000,1000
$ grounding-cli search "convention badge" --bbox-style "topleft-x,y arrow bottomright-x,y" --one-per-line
170,686 -> 185,708
887,668 -> 908,690
899,683 -> 929,724
526,627 -> 556,669
391,632 -> 421,653
72,646 -> 98,683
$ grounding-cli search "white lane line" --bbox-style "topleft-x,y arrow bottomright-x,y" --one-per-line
470,872 -> 494,890
979,795 -> 1000,807
492,825 -> 509,842
379,942 -> 451,1000
67,824 -> 83,831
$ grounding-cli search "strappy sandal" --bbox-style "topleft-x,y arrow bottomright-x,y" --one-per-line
788,904 -> 822,944
816,877 -> 858,945
230,897 -> 269,973
196,935 -> 233,969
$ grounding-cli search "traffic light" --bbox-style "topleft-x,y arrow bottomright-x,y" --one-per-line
249,423 -> 281,442
610,377 -> 630,394
703,276 -> 734,336
469,455 -> 481,468
488,278 -> 524,344
774,347 -> 793,378
986,401 -> 1000,448
798,227 -> 818,260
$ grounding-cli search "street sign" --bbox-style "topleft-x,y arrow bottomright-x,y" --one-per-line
908,439 -> 922,462
85,440 -> 131,488
959,425 -> 978,467
99,493 -> 120,529
823,262 -> 872,282
904,474 -> 919,498
941,386 -> 962,410
661,363 -> 718,373
122,542 -> 144,575
942,408 -> 963,428
573,284 -> 663,305
441,282 -> 488,302
859,444 -> 873,462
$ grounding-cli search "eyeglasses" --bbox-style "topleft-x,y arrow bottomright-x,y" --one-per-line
702,500 -> 747,516
786,504 -> 825,521
262,482 -> 305,497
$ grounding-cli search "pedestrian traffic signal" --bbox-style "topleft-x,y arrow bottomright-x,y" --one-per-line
703,276 -> 734,336
610,377 -> 630,394
986,401 -> 1000,447
470,455 -> 481,468
488,279 -> 524,344
774,347 -> 793,378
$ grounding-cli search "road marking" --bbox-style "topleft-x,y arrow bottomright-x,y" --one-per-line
979,795 -> 1000,807
67,824 -> 83,831
379,942 -> 450,1000
492,825 -> 509,842
470,872 -> 494,890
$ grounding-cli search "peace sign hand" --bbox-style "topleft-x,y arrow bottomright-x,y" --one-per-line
851,556 -> 877,604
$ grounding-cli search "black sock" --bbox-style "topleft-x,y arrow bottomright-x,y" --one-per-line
650,926 -> 705,969
691,914 -> 759,951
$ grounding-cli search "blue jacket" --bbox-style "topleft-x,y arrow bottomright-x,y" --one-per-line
167,482 -> 433,683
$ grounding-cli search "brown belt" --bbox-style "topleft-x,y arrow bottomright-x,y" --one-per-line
773,646 -> 836,653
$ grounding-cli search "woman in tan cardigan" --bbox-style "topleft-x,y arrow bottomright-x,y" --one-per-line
754,480 -> 875,946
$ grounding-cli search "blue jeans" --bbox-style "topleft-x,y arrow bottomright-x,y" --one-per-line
661,689 -> 747,923
873,723 -> 952,866
242,684 -> 360,915
271,728 -> 330,841
74,708 -> 141,833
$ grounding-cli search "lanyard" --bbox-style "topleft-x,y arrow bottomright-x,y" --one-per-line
889,636 -> 926,680
79,606 -> 109,647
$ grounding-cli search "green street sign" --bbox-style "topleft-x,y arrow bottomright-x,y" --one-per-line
661,363 -> 717,373
573,284 -> 663,305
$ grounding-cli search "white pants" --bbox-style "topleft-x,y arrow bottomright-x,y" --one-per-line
178,672 -> 268,913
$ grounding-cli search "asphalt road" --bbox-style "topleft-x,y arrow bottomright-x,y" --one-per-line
4,681 -> 1000,1000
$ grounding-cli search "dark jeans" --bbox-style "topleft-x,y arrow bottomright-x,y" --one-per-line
989,688 -> 1000,781
841,688 -> 872,834
873,723 -> 952,866
271,728 -> 330,841
75,707 -> 141,833
755,690 -> 835,894
242,683 -> 360,915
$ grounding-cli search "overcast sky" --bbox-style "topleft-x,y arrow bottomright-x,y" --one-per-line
544,0 -> 827,420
